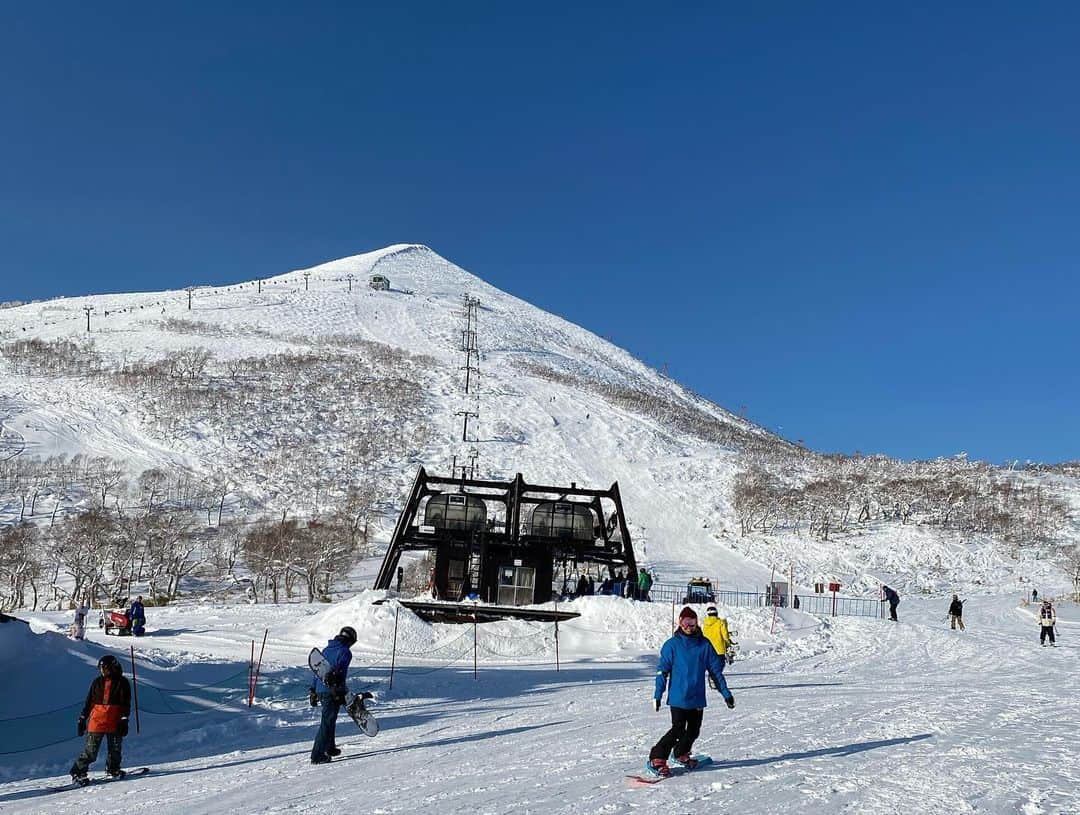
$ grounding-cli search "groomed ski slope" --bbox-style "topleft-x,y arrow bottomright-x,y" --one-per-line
1,592 -> 1076,814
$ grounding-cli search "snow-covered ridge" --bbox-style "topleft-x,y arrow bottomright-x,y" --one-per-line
0,245 -> 1076,600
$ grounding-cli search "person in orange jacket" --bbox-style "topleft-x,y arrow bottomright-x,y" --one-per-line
69,654 -> 132,785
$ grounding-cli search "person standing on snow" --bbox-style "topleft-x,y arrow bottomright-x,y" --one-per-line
70,655 -> 131,785
702,605 -> 732,669
1039,600 -> 1057,646
882,586 -> 900,622
638,568 -> 653,602
646,606 -> 734,778
948,595 -> 965,631
127,596 -> 146,636
70,600 -> 89,640
309,625 -> 357,764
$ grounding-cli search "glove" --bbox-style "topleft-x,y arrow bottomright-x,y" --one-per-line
360,691 -> 374,701
308,689 -> 319,707
725,695 -> 735,710
653,698 -> 661,712
77,716 -> 87,737
118,718 -> 129,737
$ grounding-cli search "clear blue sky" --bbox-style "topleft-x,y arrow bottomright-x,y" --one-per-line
2,3 -> 1078,463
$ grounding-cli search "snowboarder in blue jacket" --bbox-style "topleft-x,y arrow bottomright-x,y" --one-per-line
309,626 -> 356,764
647,606 -> 734,777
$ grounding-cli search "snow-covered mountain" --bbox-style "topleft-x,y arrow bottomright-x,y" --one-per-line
1,244 -> 1076,597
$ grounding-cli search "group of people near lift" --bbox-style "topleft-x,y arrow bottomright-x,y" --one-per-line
571,566 -> 654,600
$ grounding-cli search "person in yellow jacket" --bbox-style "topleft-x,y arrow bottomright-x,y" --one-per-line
702,605 -> 732,675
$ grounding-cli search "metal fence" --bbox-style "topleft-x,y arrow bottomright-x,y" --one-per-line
642,582 -> 885,619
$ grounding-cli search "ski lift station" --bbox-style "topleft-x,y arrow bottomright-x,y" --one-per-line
374,467 -> 638,610
369,273 -> 390,291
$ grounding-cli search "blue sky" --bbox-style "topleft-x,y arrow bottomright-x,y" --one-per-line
2,3 -> 1078,463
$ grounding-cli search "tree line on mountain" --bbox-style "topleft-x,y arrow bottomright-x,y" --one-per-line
732,459 -> 1070,546
0,461 -> 383,611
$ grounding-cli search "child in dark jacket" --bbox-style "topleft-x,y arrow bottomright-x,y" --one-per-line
70,654 -> 131,784
646,606 -> 735,777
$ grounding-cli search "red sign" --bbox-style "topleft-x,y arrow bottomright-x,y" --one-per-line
828,582 -> 841,593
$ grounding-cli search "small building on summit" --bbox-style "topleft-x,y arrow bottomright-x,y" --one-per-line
369,274 -> 390,291
374,467 -> 638,606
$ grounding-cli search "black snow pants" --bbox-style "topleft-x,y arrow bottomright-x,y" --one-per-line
71,732 -> 123,776
649,706 -> 703,762
1040,626 -> 1056,645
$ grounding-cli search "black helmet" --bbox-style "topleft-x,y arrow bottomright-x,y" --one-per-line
338,626 -> 357,646
97,654 -> 121,674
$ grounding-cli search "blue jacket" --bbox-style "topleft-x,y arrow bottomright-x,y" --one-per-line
654,628 -> 731,709
312,636 -> 353,694
128,600 -> 145,622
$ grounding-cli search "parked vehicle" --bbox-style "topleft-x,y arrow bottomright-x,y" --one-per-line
99,609 -> 131,636
683,577 -> 716,604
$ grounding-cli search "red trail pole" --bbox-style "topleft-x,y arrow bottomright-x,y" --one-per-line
129,645 -> 141,735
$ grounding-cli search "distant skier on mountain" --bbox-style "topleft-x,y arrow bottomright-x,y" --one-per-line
1039,600 -> 1057,646
309,626 -> 356,764
646,606 -> 734,778
882,585 -> 900,622
948,595 -> 965,630
69,655 -> 131,785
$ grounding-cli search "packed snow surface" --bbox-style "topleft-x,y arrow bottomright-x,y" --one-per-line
1,592 -> 1077,814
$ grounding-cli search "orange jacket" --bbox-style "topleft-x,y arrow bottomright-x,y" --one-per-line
81,675 -> 131,734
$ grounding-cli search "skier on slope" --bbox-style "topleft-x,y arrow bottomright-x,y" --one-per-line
702,605 -> 732,669
882,585 -> 900,622
948,595 -> 965,631
1038,600 -> 1057,647
309,625 -> 356,764
646,606 -> 734,778
70,655 -> 131,785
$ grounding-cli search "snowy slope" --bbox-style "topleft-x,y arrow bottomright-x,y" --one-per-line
1,592 -> 1077,813
4,244 -> 1074,599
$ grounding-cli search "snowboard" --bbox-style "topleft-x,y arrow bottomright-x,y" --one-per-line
626,756 -> 712,785
307,647 -> 379,737
51,767 -> 150,791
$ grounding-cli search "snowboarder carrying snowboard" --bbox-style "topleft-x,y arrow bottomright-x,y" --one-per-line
70,654 -> 131,785
309,625 -> 356,763
1039,600 -> 1057,646
948,595 -> 965,631
647,606 -> 734,778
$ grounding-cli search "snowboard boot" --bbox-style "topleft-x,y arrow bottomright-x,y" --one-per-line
71,772 -> 89,787
310,755 -> 332,765
326,747 -> 341,757
644,758 -> 671,778
670,754 -> 699,769
107,768 -> 126,779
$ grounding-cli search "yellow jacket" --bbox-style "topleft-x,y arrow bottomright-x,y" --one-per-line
702,615 -> 730,655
